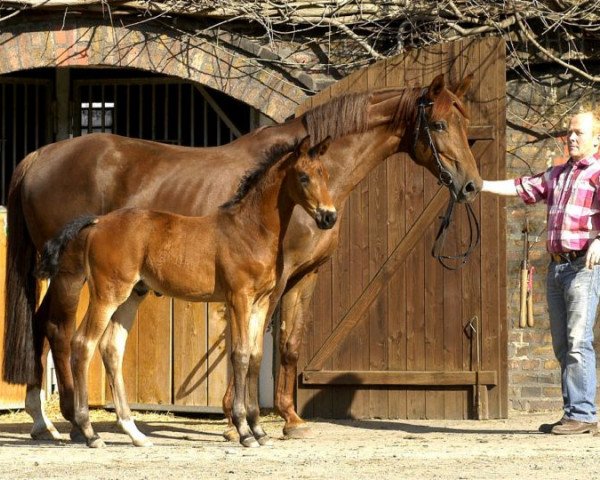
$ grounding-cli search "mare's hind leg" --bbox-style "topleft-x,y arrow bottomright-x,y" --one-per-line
98,293 -> 152,447
228,294 -> 258,448
71,300 -> 117,448
246,298 -> 272,446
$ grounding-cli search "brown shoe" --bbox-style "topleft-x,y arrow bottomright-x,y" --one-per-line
551,419 -> 597,435
538,416 -> 567,434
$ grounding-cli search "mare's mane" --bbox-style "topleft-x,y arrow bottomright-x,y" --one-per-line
220,141 -> 298,209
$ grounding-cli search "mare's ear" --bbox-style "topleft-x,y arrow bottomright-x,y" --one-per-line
309,135 -> 332,158
426,74 -> 446,100
297,135 -> 311,156
451,73 -> 474,99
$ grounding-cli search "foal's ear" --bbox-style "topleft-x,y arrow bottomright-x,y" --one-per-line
451,73 -> 474,99
309,135 -> 332,158
297,135 -> 311,156
427,74 -> 446,99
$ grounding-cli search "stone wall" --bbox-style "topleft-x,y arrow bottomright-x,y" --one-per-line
504,69 -> 600,412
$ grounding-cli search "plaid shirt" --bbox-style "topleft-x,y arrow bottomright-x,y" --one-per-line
515,153 -> 600,253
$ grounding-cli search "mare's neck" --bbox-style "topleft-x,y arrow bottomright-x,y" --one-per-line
325,126 -> 407,205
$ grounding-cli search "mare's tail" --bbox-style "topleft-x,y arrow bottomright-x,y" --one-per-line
35,216 -> 98,280
3,153 -> 40,384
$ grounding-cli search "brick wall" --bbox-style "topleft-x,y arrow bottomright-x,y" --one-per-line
505,70 -> 600,412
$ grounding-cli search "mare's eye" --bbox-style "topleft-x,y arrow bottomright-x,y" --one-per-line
433,121 -> 447,132
299,172 -> 310,185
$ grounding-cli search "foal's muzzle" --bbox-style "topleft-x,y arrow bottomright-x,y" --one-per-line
315,208 -> 337,230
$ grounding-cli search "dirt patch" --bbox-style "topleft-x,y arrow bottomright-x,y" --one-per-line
0,403 -> 599,479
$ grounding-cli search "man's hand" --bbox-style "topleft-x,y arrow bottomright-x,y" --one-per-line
586,238 -> 600,269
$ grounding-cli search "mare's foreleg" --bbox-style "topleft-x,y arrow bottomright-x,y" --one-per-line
98,292 -> 151,447
276,270 -> 318,438
228,295 -> 257,448
71,300 -> 116,448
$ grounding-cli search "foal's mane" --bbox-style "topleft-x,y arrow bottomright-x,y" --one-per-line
220,141 -> 298,209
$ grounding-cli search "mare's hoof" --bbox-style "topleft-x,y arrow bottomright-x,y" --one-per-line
87,436 -> 106,448
30,426 -> 62,441
283,423 -> 313,439
69,428 -> 87,443
222,427 -> 239,442
256,435 -> 273,447
240,436 -> 260,448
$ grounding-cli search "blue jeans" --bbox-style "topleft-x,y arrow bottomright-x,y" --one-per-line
546,256 -> 600,422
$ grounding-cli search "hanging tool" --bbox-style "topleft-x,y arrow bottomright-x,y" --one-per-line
519,219 -> 535,328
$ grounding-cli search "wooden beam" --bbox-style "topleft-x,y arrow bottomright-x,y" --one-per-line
467,125 -> 495,140
305,186 -> 448,371
302,370 -> 498,386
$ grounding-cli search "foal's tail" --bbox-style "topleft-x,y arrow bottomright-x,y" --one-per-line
35,215 -> 98,280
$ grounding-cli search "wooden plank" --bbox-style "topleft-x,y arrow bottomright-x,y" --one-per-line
173,300 -> 208,406
136,295 -> 171,405
367,59 -> 389,418
207,302 -> 229,407
303,371 -> 498,386
384,54 -> 408,420
305,187 -> 448,371
348,66 -> 371,419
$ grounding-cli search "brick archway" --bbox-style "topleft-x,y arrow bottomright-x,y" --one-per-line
0,21 -> 306,122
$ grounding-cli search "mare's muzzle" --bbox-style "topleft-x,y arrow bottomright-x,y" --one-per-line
315,208 -> 337,230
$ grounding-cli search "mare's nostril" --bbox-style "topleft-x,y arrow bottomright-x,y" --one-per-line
464,181 -> 476,193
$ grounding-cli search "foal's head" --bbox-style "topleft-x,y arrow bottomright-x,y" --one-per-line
286,136 -> 337,230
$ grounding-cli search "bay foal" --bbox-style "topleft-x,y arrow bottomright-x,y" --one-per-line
36,136 -> 336,448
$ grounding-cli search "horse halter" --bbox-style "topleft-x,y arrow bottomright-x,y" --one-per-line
413,89 -> 454,189
413,89 -> 480,270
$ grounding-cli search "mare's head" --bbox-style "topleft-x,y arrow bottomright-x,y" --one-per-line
286,136 -> 337,230
409,74 -> 482,203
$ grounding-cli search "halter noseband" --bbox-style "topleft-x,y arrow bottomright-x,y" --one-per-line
413,88 -> 480,270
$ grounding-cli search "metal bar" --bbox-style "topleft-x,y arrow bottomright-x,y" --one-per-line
87,85 -> 93,134
113,84 -> 117,134
151,83 -> 156,140
191,85 -> 195,146
2,84 -> 6,203
101,84 -> 105,132
164,83 -> 168,142
139,85 -> 143,138
23,84 -> 28,155
105,403 -> 223,415
177,83 -> 182,145
203,97 -> 207,147
194,84 -> 242,138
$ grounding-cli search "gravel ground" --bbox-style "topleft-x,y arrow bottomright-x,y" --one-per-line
0,407 -> 599,480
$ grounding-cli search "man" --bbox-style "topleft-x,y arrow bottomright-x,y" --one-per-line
482,111 -> 600,435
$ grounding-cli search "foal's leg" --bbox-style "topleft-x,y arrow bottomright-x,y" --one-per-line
276,271 -> 318,438
98,293 -> 152,447
246,298 -> 272,446
25,268 -> 84,441
228,294 -> 258,448
71,301 -> 116,448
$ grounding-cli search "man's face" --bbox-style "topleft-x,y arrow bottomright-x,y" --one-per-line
568,113 -> 599,161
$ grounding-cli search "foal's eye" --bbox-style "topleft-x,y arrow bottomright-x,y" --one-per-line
432,121 -> 447,132
299,172 -> 310,185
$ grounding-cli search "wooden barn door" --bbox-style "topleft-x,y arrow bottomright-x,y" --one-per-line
295,37 -> 507,419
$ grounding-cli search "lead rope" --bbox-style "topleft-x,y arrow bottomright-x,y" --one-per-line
414,90 -> 481,270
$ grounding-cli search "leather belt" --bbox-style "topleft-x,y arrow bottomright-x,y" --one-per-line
550,250 -> 587,264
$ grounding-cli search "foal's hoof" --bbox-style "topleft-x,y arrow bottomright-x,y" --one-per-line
30,426 -> 62,441
283,423 -> 313,439
69,427 -> 87,443
240,436 -> 260,448
133,437 -> 153,447
87,436 -> 106,448
222,427 -> 239,442
256,435 -> 273,447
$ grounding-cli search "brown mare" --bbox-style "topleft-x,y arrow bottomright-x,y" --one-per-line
3,74 -> 482,442
35,136 -> 336,448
